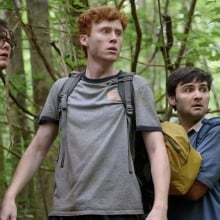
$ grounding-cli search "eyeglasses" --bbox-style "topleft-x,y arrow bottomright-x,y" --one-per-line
0,30 -> 16,51
0,37 -> 16,50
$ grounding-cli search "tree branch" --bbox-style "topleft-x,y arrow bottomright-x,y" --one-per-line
12,0 -> 59,81
175,0 -> 198,68
0,71 -> 37,118
129,0 -> 142,72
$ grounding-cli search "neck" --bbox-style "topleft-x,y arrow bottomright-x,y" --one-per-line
178,116 -> 201,131
85,63 -> 118,79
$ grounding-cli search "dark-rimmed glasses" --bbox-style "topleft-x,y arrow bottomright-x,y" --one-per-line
0,30 -> 16,51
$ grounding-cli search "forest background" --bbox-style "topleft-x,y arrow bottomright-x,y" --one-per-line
0,0 -> 220,219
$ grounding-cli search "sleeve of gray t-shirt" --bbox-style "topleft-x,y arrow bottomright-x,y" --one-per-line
39,77 -> 68,124
133,74 -> 161,132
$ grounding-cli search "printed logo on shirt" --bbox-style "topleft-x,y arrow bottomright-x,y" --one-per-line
107,88 -> 121,102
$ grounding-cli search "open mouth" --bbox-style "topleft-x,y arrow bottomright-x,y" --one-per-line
0,53 -> 9,58
107,47 -> 118,52
192,104 -> 203,109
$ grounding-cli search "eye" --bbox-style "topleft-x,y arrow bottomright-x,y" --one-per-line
0,30 -> 8,39
200,87 -> 208,93
115,30 -> 122,36
184,87 -> 192,93
101,28 -> 110,34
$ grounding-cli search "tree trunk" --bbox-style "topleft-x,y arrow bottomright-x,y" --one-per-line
26,0 -> 54,219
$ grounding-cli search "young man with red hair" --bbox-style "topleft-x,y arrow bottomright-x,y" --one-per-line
0,6 -> 170,220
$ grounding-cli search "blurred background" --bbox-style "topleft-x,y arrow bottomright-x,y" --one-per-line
0,0 -> 220,219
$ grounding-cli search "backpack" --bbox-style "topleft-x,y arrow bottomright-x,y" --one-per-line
58,71 -> 212,212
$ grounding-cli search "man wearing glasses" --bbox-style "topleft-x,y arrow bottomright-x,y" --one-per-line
0,19 -> 15,71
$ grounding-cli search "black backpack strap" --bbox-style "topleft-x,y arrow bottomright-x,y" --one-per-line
117,71 -> 136,173
58,71 -> 83,167
196,117 -> 220,147
117,71 -> 135,117
58,71 -> 83,115
118,72 -> 154,212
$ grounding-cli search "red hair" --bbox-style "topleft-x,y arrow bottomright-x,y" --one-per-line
77,6 -> 128,36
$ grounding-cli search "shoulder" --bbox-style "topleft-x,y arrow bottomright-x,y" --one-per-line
53,76 -> 69,88
132,74 -> 151,89
119,71 -> 148,84
199,117 -> 220,136
195,117 -> 220,147
132,74 -> 153,96
48,76 -> 69,95
202,117 -> 220,128
133,73 -> 149,85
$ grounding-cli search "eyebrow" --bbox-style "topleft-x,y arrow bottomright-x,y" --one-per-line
180,82 -> 208,87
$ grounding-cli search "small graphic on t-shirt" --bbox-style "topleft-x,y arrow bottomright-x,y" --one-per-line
107,89 -> 121,101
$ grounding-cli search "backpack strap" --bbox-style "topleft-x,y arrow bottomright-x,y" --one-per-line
57,71 -> 135,168
117,72 -> 135,117
58,71 -> 83,116
58,71 -> 83,167
117,71 -> 136,172
196,117 -> 220,147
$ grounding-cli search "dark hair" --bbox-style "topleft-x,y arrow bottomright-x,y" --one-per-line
166,66 -> 213,97
0,19 -> 16,50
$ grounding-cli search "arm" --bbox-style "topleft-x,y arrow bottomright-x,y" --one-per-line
0,123 -> 58,220
185,126 -> 220,201
142,131 -> 170,220
185,180 -> 208,201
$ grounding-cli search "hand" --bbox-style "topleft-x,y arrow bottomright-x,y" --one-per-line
145,207 -> 167,220
0,196 -> 17,220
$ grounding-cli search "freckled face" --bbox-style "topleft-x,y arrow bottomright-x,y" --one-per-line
80,20 -> 124,63
168,80 -> 210,121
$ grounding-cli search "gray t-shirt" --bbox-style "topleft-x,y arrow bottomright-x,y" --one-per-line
39,71 -> 161,216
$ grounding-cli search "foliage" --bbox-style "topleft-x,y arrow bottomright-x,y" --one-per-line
0,0 -> 220,219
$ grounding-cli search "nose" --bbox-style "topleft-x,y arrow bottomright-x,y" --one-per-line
194,89 -> 203,99
4,40 -> 11,49
0,40 -> 10,50
110,31 -> 118,42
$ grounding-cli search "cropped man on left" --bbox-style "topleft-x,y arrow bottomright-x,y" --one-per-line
0,19 -> 15,72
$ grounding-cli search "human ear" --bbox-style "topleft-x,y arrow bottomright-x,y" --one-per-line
79,34 -> 88,47
168,96 -> 176,106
